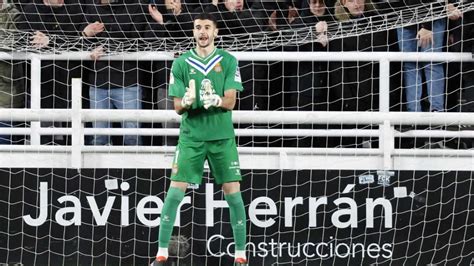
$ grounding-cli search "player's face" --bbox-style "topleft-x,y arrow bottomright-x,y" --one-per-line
193,19 -> 218,48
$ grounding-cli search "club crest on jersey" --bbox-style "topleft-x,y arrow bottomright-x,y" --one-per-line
214,62 -> 222,73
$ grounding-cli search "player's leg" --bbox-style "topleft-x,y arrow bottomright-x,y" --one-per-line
155,141 -> 206,263
207,139 -> 247,265
155,181 -> 188,263
222,182 -> 247,265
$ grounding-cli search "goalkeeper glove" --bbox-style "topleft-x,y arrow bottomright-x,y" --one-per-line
202,94 -> 222,109
181,87 -> 195,108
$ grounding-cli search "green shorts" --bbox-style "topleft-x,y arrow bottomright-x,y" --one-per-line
170,138 -> 241,185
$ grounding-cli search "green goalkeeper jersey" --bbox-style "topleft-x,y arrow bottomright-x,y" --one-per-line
169,48 -> 244,141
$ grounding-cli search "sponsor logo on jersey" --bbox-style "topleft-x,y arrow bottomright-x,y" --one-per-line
200,79 -> 214,101
229,161 -> 240,170
172,163 -> 178,174
190,68 -> 196,75
235,66 -> 242,82
169,73 -> 175,84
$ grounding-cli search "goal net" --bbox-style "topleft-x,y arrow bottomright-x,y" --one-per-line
2,168 -> 473,265
0,0 -> 473,265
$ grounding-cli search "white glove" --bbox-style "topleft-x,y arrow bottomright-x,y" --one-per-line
181,87 -> 195,108
202,93 -> 222,109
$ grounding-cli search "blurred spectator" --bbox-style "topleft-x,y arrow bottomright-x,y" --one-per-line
13,0 -> 30,13
447,3 -> 470,112
281,0 -> 332,147
150,0 -> 197,38
329,0 -> 387,147
444,3 -> 471,148
330,0 -> 387,112
257,0 -> 299,31
83,0 -> 164,146
284,0 -> 332,112
205,0 -> 267,35
17,0 -> 85,145
0,0 -> 25,145
392,0 -> 459,113
185,0 -> 211,12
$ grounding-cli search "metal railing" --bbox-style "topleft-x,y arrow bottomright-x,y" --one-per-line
0,51 -> 473,170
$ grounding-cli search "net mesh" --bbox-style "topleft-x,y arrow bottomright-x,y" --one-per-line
1,169 -> 473,265
0,2 -> 470,53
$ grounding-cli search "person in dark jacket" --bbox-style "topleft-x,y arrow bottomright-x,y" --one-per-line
17,0 -> 86,106
449,2 -> 468,112
454,6 -> 472,113
444,3 -> 471,148
204,0 -> 267,36
330,0 -> 387,112
285,0 -> 332,113
329,0 -> 387,147
279,0 -> 333,147
16,0 -> 86,144
83,0 -> 164,146
0,1 -> 25,144
185,0 -> 211,12
150,0 -> 198,38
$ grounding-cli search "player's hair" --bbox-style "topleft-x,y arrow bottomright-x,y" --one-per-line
193,12 -> 218,27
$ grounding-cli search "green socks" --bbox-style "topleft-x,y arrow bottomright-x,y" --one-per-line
158,186 -> 185,248
225,192 -> 247,251
158,188 -> 246,254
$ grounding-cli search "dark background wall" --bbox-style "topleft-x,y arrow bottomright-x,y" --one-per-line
0,168 -> 473,265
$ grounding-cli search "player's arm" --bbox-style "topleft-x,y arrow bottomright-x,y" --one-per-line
174,80 -> 196,115
202,88 -> 237,111
174,97 -> 189,115
220,89 -> 237,110
174,97 -> 185,115
220,56 -> 243,110
202,56 -> 242,110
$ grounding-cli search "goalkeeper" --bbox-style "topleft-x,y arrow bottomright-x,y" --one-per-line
153,12 -> 247,266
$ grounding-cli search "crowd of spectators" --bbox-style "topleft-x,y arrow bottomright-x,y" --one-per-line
0,0 -> 471,148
